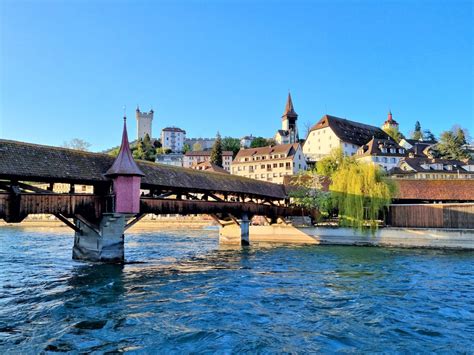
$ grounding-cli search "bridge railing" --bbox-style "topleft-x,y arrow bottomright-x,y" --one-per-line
140,197 -> 307,219
0,193 -> 113,223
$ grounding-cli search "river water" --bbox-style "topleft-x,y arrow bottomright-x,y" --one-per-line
0,226 -> 473,353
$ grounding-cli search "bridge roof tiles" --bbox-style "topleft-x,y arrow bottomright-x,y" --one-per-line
0,139 -> 286,199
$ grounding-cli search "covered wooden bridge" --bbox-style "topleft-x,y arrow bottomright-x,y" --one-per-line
0,121 -> 309,262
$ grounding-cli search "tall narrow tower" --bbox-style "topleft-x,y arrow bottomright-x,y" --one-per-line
136,106 -> 154,140
282,93 -> 299,143
382,110 -> 399,131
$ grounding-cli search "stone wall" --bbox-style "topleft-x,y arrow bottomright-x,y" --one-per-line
219,225 -> 474,250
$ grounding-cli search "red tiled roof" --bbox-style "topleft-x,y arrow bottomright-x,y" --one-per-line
395,179 -> 474,201
191,161 -> 229,174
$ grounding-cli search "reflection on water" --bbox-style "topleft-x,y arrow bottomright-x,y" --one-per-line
0,226 -> 473,352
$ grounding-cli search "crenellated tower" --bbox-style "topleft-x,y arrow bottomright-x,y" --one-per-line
136,106 -> 154,140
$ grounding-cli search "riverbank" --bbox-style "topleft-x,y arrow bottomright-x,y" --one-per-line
220,225 -> 474,250
0,217 -> 214,230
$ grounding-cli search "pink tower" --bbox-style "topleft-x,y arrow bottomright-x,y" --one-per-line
105,117 -> 144,214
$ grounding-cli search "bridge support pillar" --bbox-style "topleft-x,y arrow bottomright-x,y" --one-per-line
219,213 -> 251,246
240,213 -> 250,246
72,213 -> 126,263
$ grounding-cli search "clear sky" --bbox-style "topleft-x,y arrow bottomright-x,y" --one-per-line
1,0 -> 472,151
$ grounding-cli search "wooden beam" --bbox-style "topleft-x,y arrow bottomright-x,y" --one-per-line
208,193 -> 223,202
75,214 -> 100,234
209,214 -> 224,227
228,214 -> 240,226
157,191 -> 173,199
54,213 -> 82,233
124,213 -> 146,231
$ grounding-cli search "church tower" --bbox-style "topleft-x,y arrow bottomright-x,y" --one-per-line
282,92 -> 299,144
136,106 -> 154,140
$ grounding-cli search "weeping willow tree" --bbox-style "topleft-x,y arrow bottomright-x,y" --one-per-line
330,160 -> 396,230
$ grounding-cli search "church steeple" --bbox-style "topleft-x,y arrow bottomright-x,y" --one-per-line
282,92 -> 298,119
280,92 -> 299,144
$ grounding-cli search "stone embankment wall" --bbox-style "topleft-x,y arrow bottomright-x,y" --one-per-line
219,225 -> 474,250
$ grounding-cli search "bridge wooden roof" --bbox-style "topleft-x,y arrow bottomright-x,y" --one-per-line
0,139 -> 287,199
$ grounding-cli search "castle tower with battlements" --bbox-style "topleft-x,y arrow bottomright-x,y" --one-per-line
136,106 -> 154,140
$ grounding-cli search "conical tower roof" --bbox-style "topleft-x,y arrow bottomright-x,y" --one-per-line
282,92 -> 298,118
105,117 -> 145,177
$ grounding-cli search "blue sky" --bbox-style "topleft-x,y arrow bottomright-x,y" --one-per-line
1,0 -> 472,151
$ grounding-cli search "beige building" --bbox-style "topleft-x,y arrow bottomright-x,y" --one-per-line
303,114 -> 390,162
183,150 -> 233,172
231,144 -> 307,184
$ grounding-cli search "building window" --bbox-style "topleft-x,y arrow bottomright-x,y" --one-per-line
279,163 -> 284,168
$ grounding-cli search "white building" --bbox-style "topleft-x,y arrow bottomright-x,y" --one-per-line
240,135 -> 254,148
155,153 -> 184,167
303,114 -> 390,162
136,106 -> 154,140
355,138 -> 406,171
275,93 -> 299,145
183,150 -> 233,172
161,127 -> 186,152
231,144 -> 307,184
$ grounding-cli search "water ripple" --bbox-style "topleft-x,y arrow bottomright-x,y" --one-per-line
0,226 -> 473,353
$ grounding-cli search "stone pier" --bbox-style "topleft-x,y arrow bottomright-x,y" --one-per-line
72,214 -> 126,263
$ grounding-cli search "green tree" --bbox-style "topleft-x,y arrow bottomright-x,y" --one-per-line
210,132 -> 223,167
293,147 -> 396,231
250,136 -> 270,148
192,142 -> 203,151
156,147 -> 172,155
222,137 -> 241,157
183,143 -> 191,153
289,171 -> 332,219
383,126 -> 404,143
133,139 -> 145,160
108,147 -> 120,157
316,148 -> 347,177
142,133 -> 156,161
62,138 -> 91,151
455,126 -> 467,146
435,127 -> 469,160
330,160 -> 396,230
411,121 -> 423,141
423,129 -> 436,142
